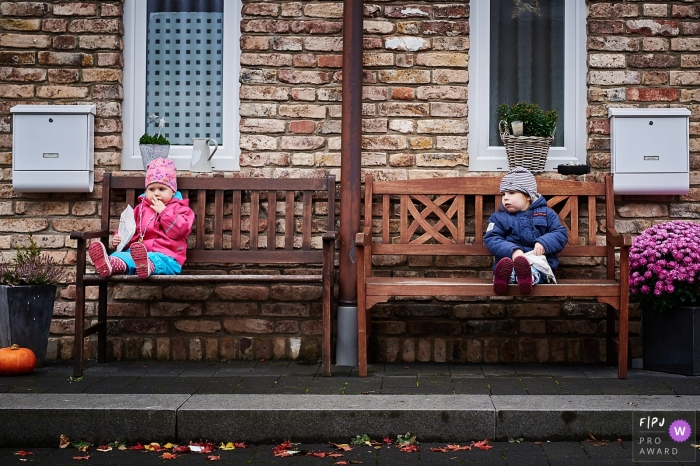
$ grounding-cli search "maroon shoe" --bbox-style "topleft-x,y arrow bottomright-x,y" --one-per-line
130,242 -> 151,279
513,256 -> 532,295
493,257 -> 513,295
88,242 -> 112,277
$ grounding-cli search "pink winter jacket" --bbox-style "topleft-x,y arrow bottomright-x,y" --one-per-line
122,193 -> 195,266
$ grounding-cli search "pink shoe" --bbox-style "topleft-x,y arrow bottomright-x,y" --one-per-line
88,242 -> 112,277
514,256 -> 532,295
130,242 -> 151,279
493,257 -> 513,295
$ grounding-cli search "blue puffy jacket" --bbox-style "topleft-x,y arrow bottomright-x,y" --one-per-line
484,195 -> 569,271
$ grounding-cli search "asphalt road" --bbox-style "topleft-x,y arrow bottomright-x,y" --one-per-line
0,440 -> 696,465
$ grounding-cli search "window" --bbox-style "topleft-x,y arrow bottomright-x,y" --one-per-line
122,0 -> 240,171
468,0 -> 587,171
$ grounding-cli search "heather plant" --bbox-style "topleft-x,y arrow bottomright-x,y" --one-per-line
0,235 -> 66,286
629,221 -> 700,312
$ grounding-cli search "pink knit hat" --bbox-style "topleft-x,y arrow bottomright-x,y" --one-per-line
145,158 -> 177,192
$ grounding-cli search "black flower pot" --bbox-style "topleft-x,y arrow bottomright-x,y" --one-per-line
0,285 -> 56,365
642,305 -> 700,376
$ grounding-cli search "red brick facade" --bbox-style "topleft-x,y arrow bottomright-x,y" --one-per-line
0,1 -> 698,364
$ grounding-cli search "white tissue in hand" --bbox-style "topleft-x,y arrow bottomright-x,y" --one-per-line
116,205 -> 136,252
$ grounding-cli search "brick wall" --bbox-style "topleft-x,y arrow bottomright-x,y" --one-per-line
0,0 -> 699,364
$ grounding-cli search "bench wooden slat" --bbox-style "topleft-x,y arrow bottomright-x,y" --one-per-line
232,190 -> 241,250
371,243 -> 608,257
268,191 -> 277,251
588,196 -> 597,246
83,274 -> 324,284
110,176 -> 331,191
196,190 -> 206,250
475,195 -> 484,245
250,190 -> 259,250
285,191 -> 294,251
372,177 -> 607,196
214,190 -> 224,250
364,277 -> 622,297
186,249 -> 323,263
302,190 -> 312,250
382,195 -> 390,245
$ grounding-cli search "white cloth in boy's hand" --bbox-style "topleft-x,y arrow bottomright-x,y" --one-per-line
524,251 -> 557,284
116,205 -> 135,252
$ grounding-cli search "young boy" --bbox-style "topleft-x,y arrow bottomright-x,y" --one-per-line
88,158 -> 195,279
484,167 -> 568,295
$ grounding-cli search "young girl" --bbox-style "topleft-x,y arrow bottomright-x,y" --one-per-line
89,158 -> 195,279
484,167 -> 568,295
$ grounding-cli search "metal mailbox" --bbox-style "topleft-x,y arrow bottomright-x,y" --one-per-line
11,104 -> 95,192
609,107 -> 690,195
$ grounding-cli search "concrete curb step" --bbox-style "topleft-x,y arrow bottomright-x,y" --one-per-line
2,394 -> 699,447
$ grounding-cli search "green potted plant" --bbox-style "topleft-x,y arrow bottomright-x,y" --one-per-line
139,113 -> 170,169
0,235 -> 66,365
497,102 -> 558,173
629,221 -> 700,375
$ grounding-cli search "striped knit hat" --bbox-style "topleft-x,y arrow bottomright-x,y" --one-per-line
499,167 -> 538,201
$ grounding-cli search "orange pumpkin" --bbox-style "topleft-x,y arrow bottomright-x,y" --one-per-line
0,344 -> 36,376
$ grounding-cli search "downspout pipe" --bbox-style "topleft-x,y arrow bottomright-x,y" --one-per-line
336,0 -> 363,366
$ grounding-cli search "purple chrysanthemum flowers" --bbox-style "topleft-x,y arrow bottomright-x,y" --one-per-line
629,221 -> 700,312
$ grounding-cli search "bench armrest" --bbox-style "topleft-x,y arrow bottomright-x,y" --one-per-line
322,230 -> 338,242
606,228 -> 633,248
70,229 -> 110,241
355,229 -> 371,247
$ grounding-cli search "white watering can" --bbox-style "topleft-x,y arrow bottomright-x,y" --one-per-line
190,137 -> 218,172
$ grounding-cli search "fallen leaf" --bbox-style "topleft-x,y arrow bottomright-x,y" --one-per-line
95,445 -> 112,452
382,436 -> 392,444
273,439 -> 300,457
219,442 -> 236,450
164,442 -> 174,449
206,455 -> 221,461
72,455 -> 90,461
234,442 -> 249,448
14,451 -> 34,457
129,443 -> 146,450
71,440 -> 92,452
593,442 -> 608,447
535,441 -> 543,445
337,462 -> 349,465
59,434 -> 70,448
473,440 -> 493,451
331,442 -> 353,451
161,452 -> 177,459
172,445 -> 191,453
189,441 -> 215,453
588,433 -> 597,442
145,442 -> 166,452
399,444 -> 420,453
430,444 -> 471,453
396,432 -> 418,446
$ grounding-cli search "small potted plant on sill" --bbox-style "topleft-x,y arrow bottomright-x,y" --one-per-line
139,113 -> 170,169
629,221 -> 700,375
498,102 -> 558,173
0,235 -> 66,366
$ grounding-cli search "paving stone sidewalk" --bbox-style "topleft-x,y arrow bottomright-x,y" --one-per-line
1,360 -> 698,396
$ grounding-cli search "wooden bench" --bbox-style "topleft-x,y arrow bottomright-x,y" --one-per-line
355,174 -> 631,378
71,173 -> 336,377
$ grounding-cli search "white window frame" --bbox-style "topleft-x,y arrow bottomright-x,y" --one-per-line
468,1 -> 587,172
122,0 -> 240,171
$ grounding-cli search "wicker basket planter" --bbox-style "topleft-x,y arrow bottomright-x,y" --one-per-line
499,120 -> 555,173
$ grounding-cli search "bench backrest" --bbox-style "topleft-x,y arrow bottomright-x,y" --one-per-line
363,175 -> 612,259
102,173 -> 335,265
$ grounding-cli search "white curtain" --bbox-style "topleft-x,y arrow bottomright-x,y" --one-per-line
146,0 -> 224,145
489,0 -> 565,146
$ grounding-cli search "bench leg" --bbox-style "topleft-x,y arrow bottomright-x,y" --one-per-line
73,280 -> 85,378
358,301 -> 368,377
618,296 -> 629,379
606,305 -> 616,367
98,283 -> 108,364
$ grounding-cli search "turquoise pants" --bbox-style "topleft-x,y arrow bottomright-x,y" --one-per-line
110,250 -> 182,275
